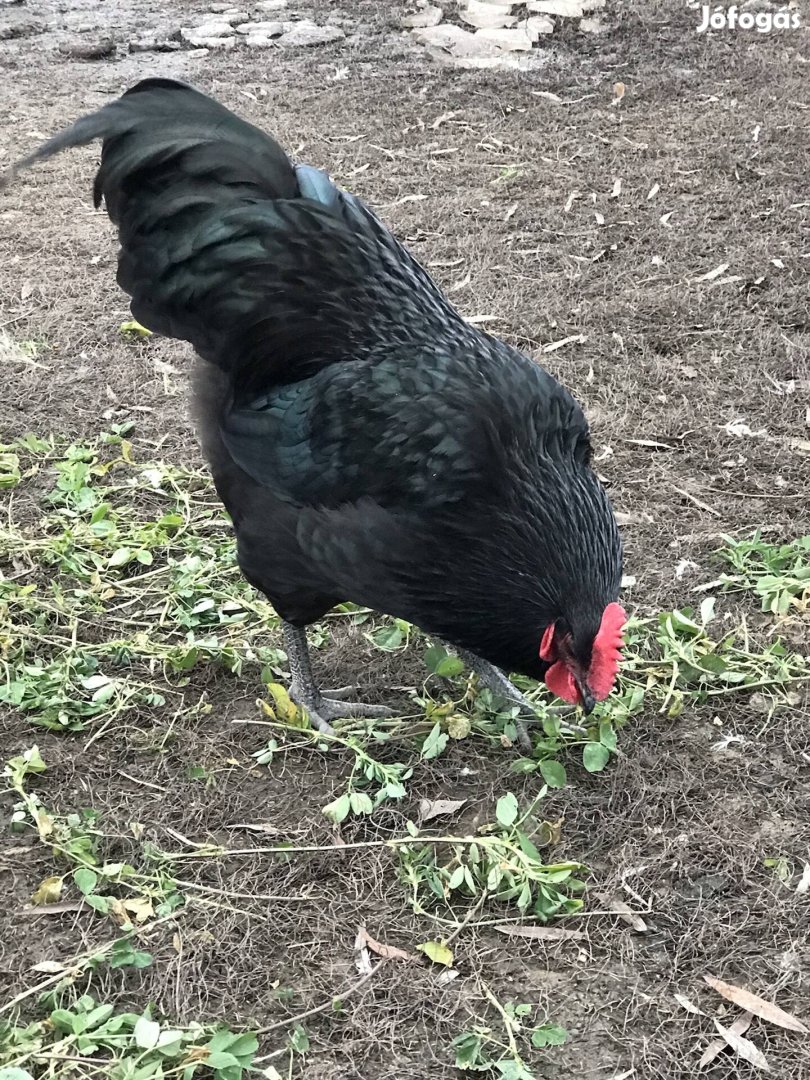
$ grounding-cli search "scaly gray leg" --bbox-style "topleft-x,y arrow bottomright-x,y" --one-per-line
451,647 -> 585,751
282,622 -> 394,735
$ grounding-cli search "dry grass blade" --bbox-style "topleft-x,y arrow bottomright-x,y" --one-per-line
713,1019 -> 771,1071
704,975 -> 809,1034
494,924 -> 585,942
698,1012 -> 753,1070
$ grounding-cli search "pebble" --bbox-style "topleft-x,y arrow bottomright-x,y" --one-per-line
255,0 -> 287,9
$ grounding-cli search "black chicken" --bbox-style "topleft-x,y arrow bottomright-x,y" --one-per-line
14,79 -> 626,745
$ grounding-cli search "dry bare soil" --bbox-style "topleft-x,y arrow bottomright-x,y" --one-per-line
1,2 -> 809,1078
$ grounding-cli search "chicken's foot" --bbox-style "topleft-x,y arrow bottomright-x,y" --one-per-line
282,622 -> 395,736
451,647 -> 586,750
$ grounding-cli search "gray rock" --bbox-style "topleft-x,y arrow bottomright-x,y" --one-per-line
278,20 -> 344,45
180,26 -> 237,46
244,33 -> 279,45
0,18 -> 42,37
57,36 -> 116,58
180,21 -> 235,44
255,0 -> 287,8
216,9 -> 250,22
235,19 -> 283,33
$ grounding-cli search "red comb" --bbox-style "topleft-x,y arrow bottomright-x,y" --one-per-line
588,602 -> 626,700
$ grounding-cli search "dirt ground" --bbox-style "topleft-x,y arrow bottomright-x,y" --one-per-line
1,1 -> 809,1078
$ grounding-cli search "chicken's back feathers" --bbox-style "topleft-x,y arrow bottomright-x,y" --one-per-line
17,78 -> 451,387
15,79 -> 592,513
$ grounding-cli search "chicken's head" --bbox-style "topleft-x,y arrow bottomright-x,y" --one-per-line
539,602 -> 626,712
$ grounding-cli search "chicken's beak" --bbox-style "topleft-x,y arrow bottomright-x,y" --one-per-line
574,675 -> 596,716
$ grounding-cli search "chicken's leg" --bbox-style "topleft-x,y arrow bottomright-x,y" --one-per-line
282,622 -> 395,735
452,648 -> 584,751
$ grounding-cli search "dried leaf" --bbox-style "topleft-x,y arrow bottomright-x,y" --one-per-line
597,894 -> 647,931
30,876 -> 63,906
610,177 -> 622,198
122,896 -> 154,924
713,1019 -> 771,1071
647,182 -> 659,200
119,319 -> 153,337
30,960 -> 70,974
227,822 -> 282,835
532,90 -> 563,104
704,975 -> 809,1034
691,262 -> 730,283
20,901 -> 86,917
495,924 -> 585,942
674,992 -> 705,1016
353,926 -> 373,975
419,797 -> 467,822
417,940 -> 453,966
699,1012 -> 753,1070
357,927 -> 416,962
796,863 -> 810,895
612,82 -> 625,104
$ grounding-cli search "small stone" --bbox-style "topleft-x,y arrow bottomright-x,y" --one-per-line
186,47 -> 211,57
216,9 -> 249,22
526,13 -> 554,35
412,22 -> 502,57
180,26 -> 237,46
459,2 -> 516,30
255,0 -> 287,8
180,22 -> 235,45
277,21 -> 344,46
401,5 -> 442,26
209,1 -> 232,9
57,36 -> 115,58
580,15 -> 606,31
235,19 -> 282,33
129,35 -> 182,52
475,25 -> 535,49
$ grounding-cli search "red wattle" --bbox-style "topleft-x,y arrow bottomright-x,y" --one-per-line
539,622 -> 556,661
544,659 -> 579,704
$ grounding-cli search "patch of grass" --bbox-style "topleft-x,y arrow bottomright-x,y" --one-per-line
5,747 -> 183,926
452,987 -> 567,1078
399,792 -> 584,923
0,993 -> 261,1080
715,532 -> 810,615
